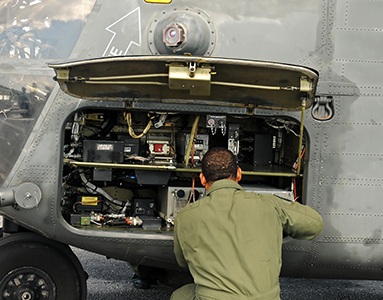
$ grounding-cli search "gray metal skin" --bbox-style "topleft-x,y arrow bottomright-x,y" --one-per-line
0,0 -> 382,282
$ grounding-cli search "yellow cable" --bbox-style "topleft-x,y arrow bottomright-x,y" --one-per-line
185,116 -> 200,167
125,112 -> 153,139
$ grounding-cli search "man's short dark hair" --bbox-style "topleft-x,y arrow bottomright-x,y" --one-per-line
201,147 -> 237,183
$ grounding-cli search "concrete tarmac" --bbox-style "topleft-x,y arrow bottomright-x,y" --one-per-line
74,247 -> 383,300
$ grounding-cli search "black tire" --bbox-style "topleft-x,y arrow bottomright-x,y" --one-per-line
0,233 -> 87,300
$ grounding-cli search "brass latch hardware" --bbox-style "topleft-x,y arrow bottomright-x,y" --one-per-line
168,62 -> 213,96
56,69 -> 70,81
300,76 -> 313,92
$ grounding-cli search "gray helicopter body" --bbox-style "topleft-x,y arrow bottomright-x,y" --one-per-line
0,1 -> 382,299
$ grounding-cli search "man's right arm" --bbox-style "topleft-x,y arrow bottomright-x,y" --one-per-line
275,199 -> 324,240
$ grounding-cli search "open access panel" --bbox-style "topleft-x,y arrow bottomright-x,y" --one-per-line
50,56 -> 318,232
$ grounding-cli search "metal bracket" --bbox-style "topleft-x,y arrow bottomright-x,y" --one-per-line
153,113 -> 168,128
168,63 -> 212,96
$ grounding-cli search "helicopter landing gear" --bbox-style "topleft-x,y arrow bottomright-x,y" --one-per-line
0,232 -> 87,300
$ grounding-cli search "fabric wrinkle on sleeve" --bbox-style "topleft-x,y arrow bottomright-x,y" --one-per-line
275,199 -> 324,240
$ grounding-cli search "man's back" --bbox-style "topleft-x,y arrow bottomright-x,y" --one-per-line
174,180 -> 323,299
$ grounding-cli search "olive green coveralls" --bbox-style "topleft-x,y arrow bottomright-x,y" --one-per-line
172,180 -> 324,300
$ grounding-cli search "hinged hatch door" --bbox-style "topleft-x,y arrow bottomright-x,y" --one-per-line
49,55 -> 318,111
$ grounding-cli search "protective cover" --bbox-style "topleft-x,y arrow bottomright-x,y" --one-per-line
49,55 -> 318,111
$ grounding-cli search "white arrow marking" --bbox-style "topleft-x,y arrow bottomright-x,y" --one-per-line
103,7 -> 141,57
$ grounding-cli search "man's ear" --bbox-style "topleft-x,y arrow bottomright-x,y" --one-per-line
236,167 -> 242,183
200,173 -> 207,187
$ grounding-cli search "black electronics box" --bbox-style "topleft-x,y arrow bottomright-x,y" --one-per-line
253,134 -> 274,166
75,195 -> 103,212
116,135 -> 140,155
83,140 -> 124,163
131,198 -> 155,216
